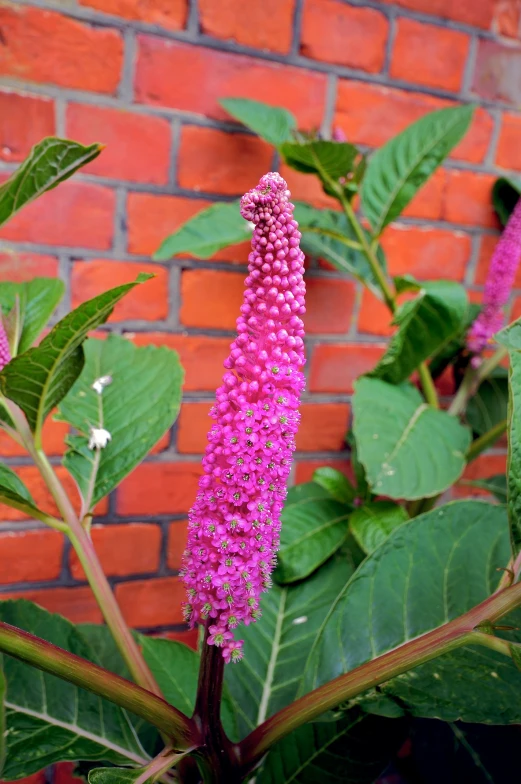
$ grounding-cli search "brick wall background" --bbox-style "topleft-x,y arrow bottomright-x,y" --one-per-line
0,0 -> 519,657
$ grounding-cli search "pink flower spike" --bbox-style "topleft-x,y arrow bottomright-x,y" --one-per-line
0,318 -> 11,371
181,173 -> 306,661
467,197 -> 521,355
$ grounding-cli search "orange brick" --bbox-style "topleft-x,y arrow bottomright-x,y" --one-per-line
127,193 -> 210,256
301,0 -> 388,72
358,290 -> 395,337
454,453 -> 507,498
66,104 -> 172,185
135,38 -> 326,128
166,520 -> 189,570
280,164 -> 339,210
0,416 -> 68,457
309,343 -> 387,393
117,462 -> 203,515
0,251 -> 58,281
54,763 -> 85,784
0,91 -> 54,163
164,627 -> 198,649
474,233 -> 501,285
0,585 -> 103,623
442,171 -> 499,228
294,458 -> 354,484
71,260 -> 168,322
0,5 -> 123,94
492,1 -> 521,38
401,169 -> 446,221
178,127 -> 273,196
129,332 -> 229,392
473,40 -> 521,104
115,576 -> 185,627
390,19 -> 470,91
496,111 -> 521,170
199,0 -> 295,54
177,402 -> 212,453
376,0 -> 495,29
509,296 -> 521,323
70,524 -> 161,580
79,0 -> 188,29
0,182 -> 115,249
305,278 -> 357,334
297,403 -> 351,452
0,529 -> 64,585
382,225 -> 471,280
180,270 -> 243,330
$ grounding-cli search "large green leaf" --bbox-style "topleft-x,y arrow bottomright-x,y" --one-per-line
0,138 -> 102,228
463,474 -> 507,503
497,322 -> 521,555
349,501 -> 409,555
353,378 -> 471,500
220,98 -> 296,146
274,483 -> 351,584
492,175 -> 521,226
466,369 -> 508,436
0,656 -> 5,778
0,275 -> 152,437
225,556 -> 351,741
0,278 -> 65,355
89,770 -> 142,784
153,201 -> 250,261
371,279 -> 469,385
0,600 -> 148,779
281,140 -> 358,182
312,467 -> 356,504
57,335 -> 183,508
361,105 -> 474,235
0,464 -> 49,521
303,501 -> 521,724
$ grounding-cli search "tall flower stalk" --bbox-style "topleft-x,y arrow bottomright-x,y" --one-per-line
181,173 -> 306,663
0,318 -> 11,371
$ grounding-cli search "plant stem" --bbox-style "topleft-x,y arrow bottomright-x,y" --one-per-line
0,620 -> 198,748
135,747 -> 190,784
449,346 -> 508,418
417,362 -> 440,409
467,420 -> 507,463
238,577 -> 521,771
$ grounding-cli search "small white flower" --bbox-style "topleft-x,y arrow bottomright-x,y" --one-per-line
247,221 -> 255,231
88,427 -> 112,450
92,375 -> 113,394
292,616 -> 308,626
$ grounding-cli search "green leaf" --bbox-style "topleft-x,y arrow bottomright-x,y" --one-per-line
0,600 -> 148,779
0,274 -> 152,436
312,467 -> 356,504
466,369 -> 508,436
349,501 -> 409,555
220,98 -> 296,146
281,140 -> 358,183
89,769 -> 141,784
0,278 -> 65,355
274,483 -> 351,584
57,335 -> 183,507
464,474 -> 507,502
371,280 -> 469,385
492,175 -> 521,226
153,201 -> 250,261
0,138 -> 103,228
225,556 -> 351,740
303,501 -> 521,724
361,105 -> 474,235
497,323 -> 521,555
353,377 -> 471,500
0,657 -> 5,778
0,464 -> 34,505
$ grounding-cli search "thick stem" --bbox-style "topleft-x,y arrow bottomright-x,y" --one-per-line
238,578 -> 521,770
417,362 -> 439,409
467,419 -> 507,463
449,346 -> 508,418
0,620 -> 198,748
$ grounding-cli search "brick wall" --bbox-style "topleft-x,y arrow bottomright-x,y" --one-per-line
0,0 -> 519,641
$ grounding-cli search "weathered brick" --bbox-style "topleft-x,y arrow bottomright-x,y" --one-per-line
301,0 -> 388,72
127,193 -> 211,256
178,127 -> 273,195
358,290 -> 395,337
0,586 -> 103,623
382,225 -> 471,280
474,233 -> 501,285
70,524 -> 161,579
115,576 -> 185,627
496,111 -> 521,170
0,251 -> 58,281
492,1 -> 521,38
0,5 -> 123,94
473,39 -> 521,104
441,171 -> 499,228
79,0 -> 188,29
71,260 -> 169,322
0,91 -> 54,162
66,104 -> 172,185
0,416 -> 68,457
375,0 -> 495,29
309,343 -> 387,393
305,278 -> 356,334
0,182 -> 116,249
176,402 -> 212,453
401,169 -> 446,221
0,529 -> 64,584
297,403 -> 351,452
117,462 -> 203,515
199,0 -> 295,54
135,38 -> 326,128
166,520 -> 189,570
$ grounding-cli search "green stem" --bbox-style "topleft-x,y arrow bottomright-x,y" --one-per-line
135,747 -> 190,784
449,346 -> 508,418
0,620 -> 198,749
467,419 -> 507,463
0,495 -> 67,532
238,578 -> 521,771
417,362 -> 440,409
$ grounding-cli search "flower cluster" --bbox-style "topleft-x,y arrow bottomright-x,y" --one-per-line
0,320 -> 10,371
467,197 -> 521,358
181,173 -> 306,662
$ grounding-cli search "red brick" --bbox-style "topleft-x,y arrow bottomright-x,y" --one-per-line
301,0 -> 388,72
0,182 -> 115,249
358,290 -> 395,337
117,462 -> 203,515
382,225 -> 471,280
180,270 -> 243,330
0,529 -> 63,585
376,0 -> 495,29
164,627 -> 198,649
454,453 -> 507,498
177,402 -> 212,453
128,193 -> 209,256
295,458 -> 354,484
305,278 -> 356,334
473,40 -> 521,104
129,332 -> 229,391
390,19 -> 469,91
309,343 -> 386,393
54,763 -> 85,784
0,5 -> 123,94
0,251 -> 58,281
70,523 -> 161,580
492,1 -> 521,38
474,233 -> 501,285
199,0 -> 294,54
279,164 -> 339,210
441,171 -> 499,228
297,403 -> 351,451
401,169 -> 446,221
71,260 -> 168,322
0,91 -> 54,163
166,520 -> 189,569
135,38 -> 326,128
178,127 -> 273,196
0,586 -> 103,623
79,0 -> 187,30
509,296 -> 521,323
0,416 -> 68,457
496,111 -> 521,170
115,576 -> 185,627
66,104 -> 171,185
